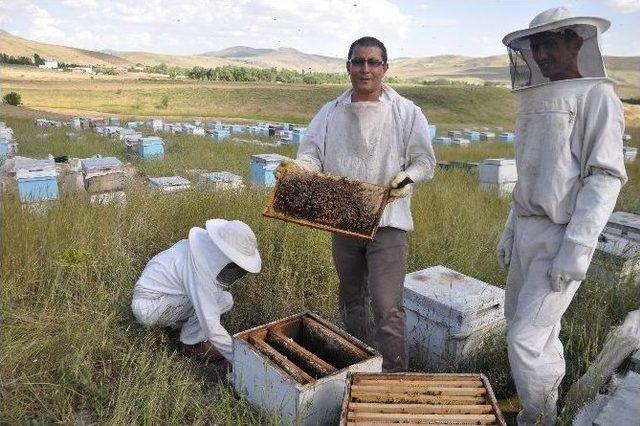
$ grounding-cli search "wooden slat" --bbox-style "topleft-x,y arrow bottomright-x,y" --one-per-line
353,374 -> 482,383
302,316 -> 369,361
248,335 -> 313,384
351,385 -> 486,397
267,330 -> 337,377
351,391 -> 485,405
347,402 -> 494,415
354,379 -> 484,388
347,411 -> 497,424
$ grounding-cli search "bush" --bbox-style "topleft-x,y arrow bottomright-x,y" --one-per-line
2,92 -> 21,106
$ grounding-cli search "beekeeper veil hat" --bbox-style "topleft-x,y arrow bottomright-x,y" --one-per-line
502,6 -> 610,90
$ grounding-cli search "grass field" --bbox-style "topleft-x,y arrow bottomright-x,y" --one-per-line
1,77 -> 639,424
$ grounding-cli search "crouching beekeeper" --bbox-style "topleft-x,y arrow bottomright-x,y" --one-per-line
131,219 -> 261,361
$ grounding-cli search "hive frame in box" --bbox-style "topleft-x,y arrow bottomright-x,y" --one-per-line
339,372 -> 506,425
232,311 -> 382,425
262,165 -> 390,241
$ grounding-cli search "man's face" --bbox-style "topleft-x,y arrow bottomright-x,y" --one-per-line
347,45 -> 388,96
529,31 -> 582,81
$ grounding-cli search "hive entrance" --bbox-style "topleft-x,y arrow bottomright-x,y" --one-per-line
241,315 -> 369,384
263,164 -> 389,240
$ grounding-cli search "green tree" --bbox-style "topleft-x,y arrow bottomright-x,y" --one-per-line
3,91 -> 22,106
33,53 -> 45,66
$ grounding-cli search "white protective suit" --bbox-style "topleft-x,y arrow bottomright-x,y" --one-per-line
296,84 -> 436,231
500,7 -> 627,425
131,219 -> 261,361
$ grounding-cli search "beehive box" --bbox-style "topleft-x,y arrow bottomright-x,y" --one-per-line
80,156 -> 125,194
262,162 -> 389,240
433,137 -> 452,145
428,124 -> 437,140
478,159 -> 517,196
138,136 -> 164,159
623,146 -> 637,164
15,158 -> 59,203
339,372 -> 505,425
148,176 -> 191,192
588,211 -> 640,282
199,171 -> 243,190
232,311 -> 382,425
403,266 -> 505,369
250,153 -> 286,186
499,132 -> 515,142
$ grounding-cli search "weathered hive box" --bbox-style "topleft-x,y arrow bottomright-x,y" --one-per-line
80,156 -> 125,194
499,132 -> 515,142
138,136 -> 164,159
428,124 -> 437,140
480,132 -> 496,141
230,124 -> 244,133
151,119 -> 163,131
623,146 -> 637,164
148,176 -> 191,192
107,117 -> 120,126
433,136 -> 452,145
199,171 -> 243,190
250,153 -> 286,186
15,158 -> 59,202
589,211 -> 640,282
623,134 -> 632,142
281,130 -> 293,141
232,311 -> 382,425
292,129 -> 306,144
448,130 -> 462,138
210,129 -> 230,141
339,372 -> 506,425
403,266 -> 505,369
452,137 -> 470,146
70,117 -> 82,130
464,130 -> 481,141
478,158 -> 517,195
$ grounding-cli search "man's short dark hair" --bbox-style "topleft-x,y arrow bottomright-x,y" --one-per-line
348,36 -> 388,63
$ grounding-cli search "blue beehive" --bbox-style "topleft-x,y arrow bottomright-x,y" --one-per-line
428,124 -> 437,140
138,136 -> 164,159
15,158 -> 59,202
500,132 -> 515,142
292,129 -> 306,145
0,140 -> 9,162
250,153 -> 286,186
464,130 -> 481,141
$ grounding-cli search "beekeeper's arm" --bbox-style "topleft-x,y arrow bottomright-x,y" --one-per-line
296,102 -> 334,172
183,275 -> 234,360
549,83 -> 628,290
390,105 -> 437,198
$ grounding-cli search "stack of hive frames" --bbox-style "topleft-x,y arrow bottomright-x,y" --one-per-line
263,162 -> 389,240
340,372 -> 505,425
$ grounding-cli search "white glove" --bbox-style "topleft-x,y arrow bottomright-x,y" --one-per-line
548,240 -> 594,291
496,209 -> 515,271
389,171 -> 413,199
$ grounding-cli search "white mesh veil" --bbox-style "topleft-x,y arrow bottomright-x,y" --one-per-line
506,24 -> 607,90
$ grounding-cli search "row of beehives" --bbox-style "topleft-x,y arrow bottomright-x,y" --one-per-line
0,154 -> 246,204
231,265 -> 508,425
433,127 -> 515,146
0,122 -> 18,163
36,115 -> 308,146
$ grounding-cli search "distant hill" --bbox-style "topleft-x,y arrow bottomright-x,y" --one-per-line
1,29 -> 638,91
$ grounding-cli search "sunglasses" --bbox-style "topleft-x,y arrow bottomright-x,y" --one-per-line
349,57 -> 385,68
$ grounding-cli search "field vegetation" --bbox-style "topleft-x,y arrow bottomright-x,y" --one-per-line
1,77 -> 639,424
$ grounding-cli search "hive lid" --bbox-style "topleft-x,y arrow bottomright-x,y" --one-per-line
606,212 -> 640,241
200,171 -> 242,182
140,136 -> 164,145
81,156 -> 123,173
149,176 -> 190,187
483,158 -> 515,166
403,266 -> 505,330
251,153 -> 286,163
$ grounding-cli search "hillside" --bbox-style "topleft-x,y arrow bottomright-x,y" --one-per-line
0,31 -> 130,66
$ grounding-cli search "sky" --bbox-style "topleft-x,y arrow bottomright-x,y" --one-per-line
1,0 -> 639,59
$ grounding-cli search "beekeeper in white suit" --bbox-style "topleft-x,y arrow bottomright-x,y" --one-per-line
290,36 -> 436,372
499,7 -> 627,425
131,219 -> 261,362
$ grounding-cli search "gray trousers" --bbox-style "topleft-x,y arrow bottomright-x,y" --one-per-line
331,227 -> 408,372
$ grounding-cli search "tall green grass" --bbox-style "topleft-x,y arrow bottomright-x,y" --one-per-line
1,116 -> 639,423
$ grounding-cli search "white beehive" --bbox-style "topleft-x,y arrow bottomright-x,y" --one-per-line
451,137 -> 470,146
590,212 -> 640,282
478,158 -> 517,196
148,176 -> 191,192
623,146 -> 637,164
198,171 -> 243,190
232,311 -> 382,426
403,266 -> 505,370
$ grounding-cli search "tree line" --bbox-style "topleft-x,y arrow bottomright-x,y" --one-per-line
185,65 -> 349,84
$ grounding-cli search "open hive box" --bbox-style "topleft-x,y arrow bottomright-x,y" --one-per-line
340,372 -> 506,425
262,162 -> 390,240
232,311 -> 382,425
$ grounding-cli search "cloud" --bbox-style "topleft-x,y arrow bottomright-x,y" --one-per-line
601,0 -> 640,13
